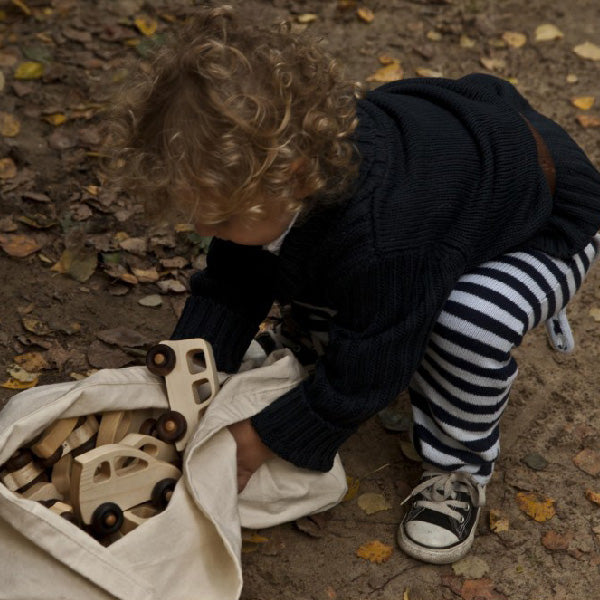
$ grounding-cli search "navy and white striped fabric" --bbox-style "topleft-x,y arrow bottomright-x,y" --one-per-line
410,234 -> 600,484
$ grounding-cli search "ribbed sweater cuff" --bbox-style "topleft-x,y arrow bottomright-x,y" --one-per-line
170,295 -> 260,373
251,382 -> 355,472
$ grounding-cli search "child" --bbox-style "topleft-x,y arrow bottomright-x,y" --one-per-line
108,7 -> 600,564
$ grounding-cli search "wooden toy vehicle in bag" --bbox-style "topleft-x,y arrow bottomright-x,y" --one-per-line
145,339 -> 220,451
70,444 -> 181,537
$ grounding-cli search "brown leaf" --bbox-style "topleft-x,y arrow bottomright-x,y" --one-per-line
156,279 -> 186,293
14,352 -> 50,372
1,376 -> 38,389
355,540 -> 393,563
460,578 -> 507,600
135,15 -> 158,36
96,327 -> 152,348
14,61 -> 43,80
541,530 -> 573,550
535,24 -> 563,42
131,267 -> 159,283
51,247 -> 98,283
0,233 -> 41,257
87,340 -> 132,369
573,448 -> 600,475
576,114 -> 600,129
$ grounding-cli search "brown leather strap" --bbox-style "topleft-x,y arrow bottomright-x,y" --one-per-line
521,115 -> 556,197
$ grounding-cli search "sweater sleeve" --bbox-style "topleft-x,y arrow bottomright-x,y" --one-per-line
252,248 -> 451,472
171,238 -> 278,373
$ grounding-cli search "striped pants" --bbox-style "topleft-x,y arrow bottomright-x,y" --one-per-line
410,235 -> 600,484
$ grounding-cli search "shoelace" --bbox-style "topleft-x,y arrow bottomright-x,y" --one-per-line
401,472 -> 486,522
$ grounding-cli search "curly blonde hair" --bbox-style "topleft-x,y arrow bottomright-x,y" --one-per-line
106,5 -> 361,225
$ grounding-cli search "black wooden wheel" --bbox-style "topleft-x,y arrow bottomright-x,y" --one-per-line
146,344 -> 176,377
155,411 -> 187,443
91,502 -> 123,537
151,478 -> 177,510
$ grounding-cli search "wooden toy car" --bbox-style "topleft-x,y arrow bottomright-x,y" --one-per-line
97,409 -> 157,446
145,339 -> 220,451
119,433 -> 180,465
70,444 -> 181,537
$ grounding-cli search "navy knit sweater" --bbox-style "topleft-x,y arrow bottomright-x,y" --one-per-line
172,74 -> 600,472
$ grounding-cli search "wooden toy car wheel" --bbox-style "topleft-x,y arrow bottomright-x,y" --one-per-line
91,502 -> 124,537
155,411 -> 187,443
139,418 -> 158,437
151,478 -> 177,510
146,344 -> 176,377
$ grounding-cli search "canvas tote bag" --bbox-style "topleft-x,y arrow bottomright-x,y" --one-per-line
0,348 -> 347,600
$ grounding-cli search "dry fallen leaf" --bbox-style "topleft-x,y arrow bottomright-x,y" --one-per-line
44,113 -> 68,126
14,61 -> 44,80
14,352 -> 49,372
480,57 -> 506,72
489,508 -> 509,532
343,475 -> 360,502
460,578 -> 503,600
22,317 -> 51,336
585,489 -> 600,506
357,492 -> 392,515
366,60 -> 403,82
573,448 -> 600,475
356,7 -> 374,24
576,114 -> 600,129
51,248 -> 98,283
460,34 -> 476,49
297,13 -> 318,24
135,15 -> 157,36
571,96 -> 595,110
0,233 -> 41,257
1,376 -> 38,389
156,279 -> 186,293
541,530 -> 573,550
516,491 -> 556,522
0,157 -> 17,179
502,31 -> 527,48
535,24 -> 563,42
566,73 -> 578,84
573,41 -> 600,61
355,540 -> 393,563
0,111 -> 21,137
415,67 -> 443,78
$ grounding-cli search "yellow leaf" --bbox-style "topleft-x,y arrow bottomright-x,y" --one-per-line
131,267 -> 159,283
366,60 -> 403,82
571,96 -> 595,110
426,31 -> 442,42
135,15 -> 157,36
404,590 -> 410,600
356,540 -> 393,563
342,475 -> 360,502
356,7 -> 375,24
590,307 -> 600,321
14,352 -> 49,372
297,13 -> 318,24
43,113 -> 68,126
11,0 -> 31,15
502,31 -> 527,48
241,530 -> 269,543
516,491 -> 556,522
573,42 -> 600,61
460,34 -> 476,48
377,54 -> 396,65
0,157 -> 17,179
1,376 -> 38,389
535,24 -> 563,42
0,111 -> 21,137
14,61 -> 44,80
566,73 -> 578,84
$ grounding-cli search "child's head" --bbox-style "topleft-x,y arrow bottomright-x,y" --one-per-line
107,6 -> 361,234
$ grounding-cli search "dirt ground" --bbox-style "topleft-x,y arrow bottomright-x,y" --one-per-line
1,0 -> 600,598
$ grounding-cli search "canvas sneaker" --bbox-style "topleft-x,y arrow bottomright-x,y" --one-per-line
397,471 -> 486,564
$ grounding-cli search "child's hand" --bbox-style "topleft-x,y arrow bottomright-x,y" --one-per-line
227,419 -> 275,493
